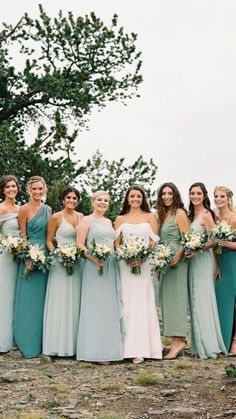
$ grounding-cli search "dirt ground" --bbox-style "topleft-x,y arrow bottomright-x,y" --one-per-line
0,341 -> 236,419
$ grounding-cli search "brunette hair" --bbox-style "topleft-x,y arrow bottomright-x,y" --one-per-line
120,185 -> 151,215
156,182 -> 186,226
189,182 -> 215,222
0,175 -> 20,198
61,187 -> 80,202
214,186 -> 234,212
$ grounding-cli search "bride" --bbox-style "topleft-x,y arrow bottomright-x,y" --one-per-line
115,185 -> 162,363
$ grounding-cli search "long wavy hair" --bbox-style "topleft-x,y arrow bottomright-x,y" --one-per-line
189,182 -> 215,222
156,182 -> 186,226
214,186 -> 235,212
120,185 -> 151,215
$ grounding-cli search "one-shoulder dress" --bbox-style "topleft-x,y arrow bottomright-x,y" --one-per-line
159,215 -> 188,337
76,216 -> 124,362
116,222 -> 162,360
14,205 -> 50,358
0,212 -> 19,352
188,219 -> 227,358
43,214 -> 82,356
215,227 -> 236,351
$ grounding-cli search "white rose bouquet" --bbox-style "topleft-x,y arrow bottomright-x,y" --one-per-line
51,242 -> 83,276
149,242 -> 174,275
0,233 -> 24,259
88,238 -> 112,276
181,230 -> 208,256
116,235 -> 153,275
210,220 -> 236,254
22,243 -> 50,279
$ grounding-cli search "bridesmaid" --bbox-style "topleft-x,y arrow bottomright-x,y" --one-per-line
43,187 -> 83,357
76,190 -> 123,363
0,175 -> 20,352
214,186 -> 236,354
115,185 -> 162,364
14,176 -> 51,358
157,182 -> 189,360
187,182 -> 227,358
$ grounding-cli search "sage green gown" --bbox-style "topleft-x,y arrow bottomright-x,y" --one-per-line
0,213 -> 19,352
188,219 -> 227,358
215,243 -> 236,351
14,205 -> 50,358
159,215 -> 188,337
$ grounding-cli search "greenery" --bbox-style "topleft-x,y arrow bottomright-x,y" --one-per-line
0,6 -> 157,212
77,150 -> 158,219
225,364 -> 236,378
0,4 -> 142,127
136,372 -> 163,386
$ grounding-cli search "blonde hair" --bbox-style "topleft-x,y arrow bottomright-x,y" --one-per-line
26,176 -> 47,202
90,190 -> 110,202
214,186 -> 234,211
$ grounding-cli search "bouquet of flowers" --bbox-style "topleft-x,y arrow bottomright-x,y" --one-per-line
88,238 -> 112,276
0,233 -> 24,259
149,242 -> 174,275
210,220 -> 236,254
51,242 -> 83,276
181,230 -> 208,256
116,235 -> 153,275
22,243 -> 50,279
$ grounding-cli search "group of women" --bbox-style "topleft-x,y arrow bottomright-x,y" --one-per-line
0,174 -> 235,363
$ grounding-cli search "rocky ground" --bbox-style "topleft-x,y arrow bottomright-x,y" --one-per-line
0,340 -> 236,419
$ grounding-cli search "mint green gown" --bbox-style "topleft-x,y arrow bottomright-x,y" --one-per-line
159,215 -> 188,337
188,219 -> 227,358
216,244 -> 236,351
14,205 -> 50,358
76,216 -> 124,362
0,213 -> 19,352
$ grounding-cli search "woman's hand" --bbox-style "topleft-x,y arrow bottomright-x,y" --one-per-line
25,261 -> 34,271
214,265 -> 221,280
128,258 -> 144,267
184,250 -> 197,259
89,255 -> 104,269
220,240 -> 235,249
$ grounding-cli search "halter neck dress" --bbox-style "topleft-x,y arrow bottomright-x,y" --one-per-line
43,213 -> 82,356
0,212 -> 19,352
14,205 -> 50,358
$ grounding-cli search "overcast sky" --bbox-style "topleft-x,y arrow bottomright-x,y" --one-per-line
2,0 -> 236,205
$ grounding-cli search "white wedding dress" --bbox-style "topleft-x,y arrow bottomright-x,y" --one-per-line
116,223 -> 162,359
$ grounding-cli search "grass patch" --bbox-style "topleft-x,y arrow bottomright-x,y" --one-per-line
100,383 -> 121,391
79,391 -> 91,398
225,364 -> 236,378
4,411 -> 45,419
98,412 -> 128,419
43,399 -> 61,409
43,383 -> 69,400
77,361 -> 96,369
175,361 -> 193,369
136,372 -> 163,386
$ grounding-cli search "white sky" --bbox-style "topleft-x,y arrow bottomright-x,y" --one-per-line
2,0 -> 236,205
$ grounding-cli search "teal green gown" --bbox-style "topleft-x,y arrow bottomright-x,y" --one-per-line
14,205 -> 50,358
215,245 -> 236,351
159,215 -> 188,337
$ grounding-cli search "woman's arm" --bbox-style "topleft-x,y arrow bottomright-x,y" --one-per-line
18,205 -> 28,241
46,213 -> 60,251
170,209 -> 190,266
114,216 -> 123,249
